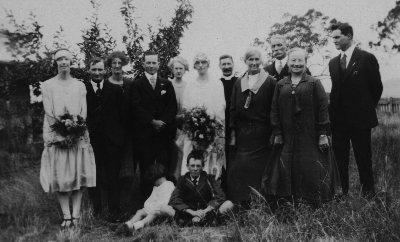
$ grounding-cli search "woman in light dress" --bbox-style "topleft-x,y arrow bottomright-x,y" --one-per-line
40,48 -> 96,228
168,56 -> 189,179
180,53 -> 226,179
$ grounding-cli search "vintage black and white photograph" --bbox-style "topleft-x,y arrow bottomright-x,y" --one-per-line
0,0 -> 399,241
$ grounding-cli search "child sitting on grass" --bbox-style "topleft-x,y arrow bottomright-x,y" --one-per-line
114,164 -> 175,235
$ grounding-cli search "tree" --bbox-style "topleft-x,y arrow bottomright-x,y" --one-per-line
370,1 -> 400,53
255,9 -> 339,79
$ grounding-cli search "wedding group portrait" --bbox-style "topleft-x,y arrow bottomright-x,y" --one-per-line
1,0 -> 400,241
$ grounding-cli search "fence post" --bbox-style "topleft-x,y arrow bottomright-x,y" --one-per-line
390,97 -> 394,114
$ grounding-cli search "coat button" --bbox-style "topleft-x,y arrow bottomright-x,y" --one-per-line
292,91 -> 295,94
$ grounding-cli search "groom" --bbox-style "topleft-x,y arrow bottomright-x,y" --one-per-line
130,50 -> 178,198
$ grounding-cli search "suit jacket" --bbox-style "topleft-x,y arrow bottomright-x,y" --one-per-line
264,61 -> 311,82
84,79 -> 125,146
328,48 -> 383,130
130,75 -> 178,142
169,171 -> 226,211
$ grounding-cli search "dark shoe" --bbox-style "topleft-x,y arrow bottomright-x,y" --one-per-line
115,223 -> 133,236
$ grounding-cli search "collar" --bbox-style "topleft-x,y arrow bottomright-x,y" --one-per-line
91,79 -> 104,90
190,174 -> 200,181
241,69 -> 269,94
275,56 -> 288,68
145,72 -> 158,82
341,44 -> 356,59
221,74 -> 234,80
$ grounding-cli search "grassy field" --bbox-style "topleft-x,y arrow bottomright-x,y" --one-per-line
1,97 -> 400,242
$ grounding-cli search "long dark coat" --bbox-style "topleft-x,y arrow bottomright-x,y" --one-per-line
261,74 -> 341,202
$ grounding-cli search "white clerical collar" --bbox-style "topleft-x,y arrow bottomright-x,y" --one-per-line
145,72 -> 157,82
221,74 -> 234,80
341,44 -> 356,59
275,56 -> 288,68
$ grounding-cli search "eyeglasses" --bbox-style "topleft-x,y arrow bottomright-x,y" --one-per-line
194,60 -> 208,65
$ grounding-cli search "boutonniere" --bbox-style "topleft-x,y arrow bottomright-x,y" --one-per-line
161,90 -> 166,95
352,71 -> 359,76
352,62 -> 356,66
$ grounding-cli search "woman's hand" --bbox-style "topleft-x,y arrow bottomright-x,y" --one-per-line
274,135 -> 284,147
318,135 -> 329,152
229,130 -> 236,146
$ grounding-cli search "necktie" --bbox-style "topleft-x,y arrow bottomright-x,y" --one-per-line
277,60 -> 283,74
150,76 -> 156,90
193,178 -> 198,187
95,82 -> 102,104
340,54 -> 347,71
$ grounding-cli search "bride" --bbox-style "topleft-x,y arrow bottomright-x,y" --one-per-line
180,53 -> 226,179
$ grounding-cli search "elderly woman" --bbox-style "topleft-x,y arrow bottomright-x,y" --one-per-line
180,53 -> 226,178
227,47 -> 276,203
106,51 -> 136,206
40,48 -> 96,228
168,56 -> 189,179
261,48 -> 341,209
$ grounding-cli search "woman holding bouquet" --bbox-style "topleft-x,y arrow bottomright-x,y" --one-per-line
180,53 -> 226,178
168,56 -> 189,179
228,47 -> 276,203
40,48 -> 96,228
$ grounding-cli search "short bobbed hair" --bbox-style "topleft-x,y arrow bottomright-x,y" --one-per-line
145,163 -> 170,184
287,47 -> 308,61
168,56 -> 189,72
186,149 -> 205,166
106,51 -> 129,68
193,52 -> 210,68
243,47 -> 263,63
330,23 -> 354,39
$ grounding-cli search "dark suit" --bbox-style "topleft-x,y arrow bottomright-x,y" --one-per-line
130,75 -> 177,195
169,171 -> 226,213
264,61 -> 311,82
329,47 -> 383,195
85,79 -> 125,216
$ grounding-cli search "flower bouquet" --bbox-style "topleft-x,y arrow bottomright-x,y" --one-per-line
49,108 -> 87,148
182,106 -> 224,152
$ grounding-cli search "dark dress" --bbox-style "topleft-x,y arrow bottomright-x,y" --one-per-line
227,69 -> 276,202
261,74 -> 342,203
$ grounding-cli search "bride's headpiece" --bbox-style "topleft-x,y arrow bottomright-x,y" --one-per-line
193,52 -> 210,68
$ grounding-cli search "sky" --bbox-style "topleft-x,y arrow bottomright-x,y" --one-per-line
0,0 -> 399,95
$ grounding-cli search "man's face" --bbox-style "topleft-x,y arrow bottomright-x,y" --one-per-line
219,58 -> 234,77
270,38 -> 287,60
331,29 -> 351,51
89,61 -> 105,82
187,158 -> 203,178
144,55 -> 159,75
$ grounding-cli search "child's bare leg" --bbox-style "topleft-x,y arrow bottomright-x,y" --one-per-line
126,209 -> 147,228
133,211 -> 159,230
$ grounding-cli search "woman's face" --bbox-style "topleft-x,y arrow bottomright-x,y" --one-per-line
245,52 -> 261,75
55,50 -> 72,73
111,58 -> 123,75
288,50 -> 306,75
194,59 -> 209,75
173,62 -> 186,79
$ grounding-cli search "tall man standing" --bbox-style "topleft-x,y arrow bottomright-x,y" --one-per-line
264,34 -> 310,81
85,57 -> 125,221
219,54 -> 238,191
130,50 -> 178,198
328,23 -> 383,197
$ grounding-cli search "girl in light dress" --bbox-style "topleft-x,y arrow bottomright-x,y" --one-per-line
40,48 -> 96,228
115,164 -> 175,235
168,56 -> 189,179
180,53 -> 226,180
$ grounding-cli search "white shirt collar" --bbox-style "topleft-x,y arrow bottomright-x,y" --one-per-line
91,79 -> 104,92
145,72 -> 157,83
341,44 -> 356,61
190,174 -> 200,181
221,74 -> 234,80
275,56 -> 288,69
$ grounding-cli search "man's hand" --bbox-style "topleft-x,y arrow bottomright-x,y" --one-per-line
151,119 -> 166,132
274,135 -> 284,147
186,209 -> 206,219
318,135 -> 329,152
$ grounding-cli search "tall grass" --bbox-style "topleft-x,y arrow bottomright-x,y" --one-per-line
1,96 -> 400,242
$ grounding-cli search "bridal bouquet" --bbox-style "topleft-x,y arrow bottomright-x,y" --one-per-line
49,108 -> 87,148
182,106 -> 224,151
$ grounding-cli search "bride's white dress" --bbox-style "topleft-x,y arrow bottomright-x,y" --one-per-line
180,77 -> 226,178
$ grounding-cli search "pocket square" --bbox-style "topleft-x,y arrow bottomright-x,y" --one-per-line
161,90 -> 166,95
